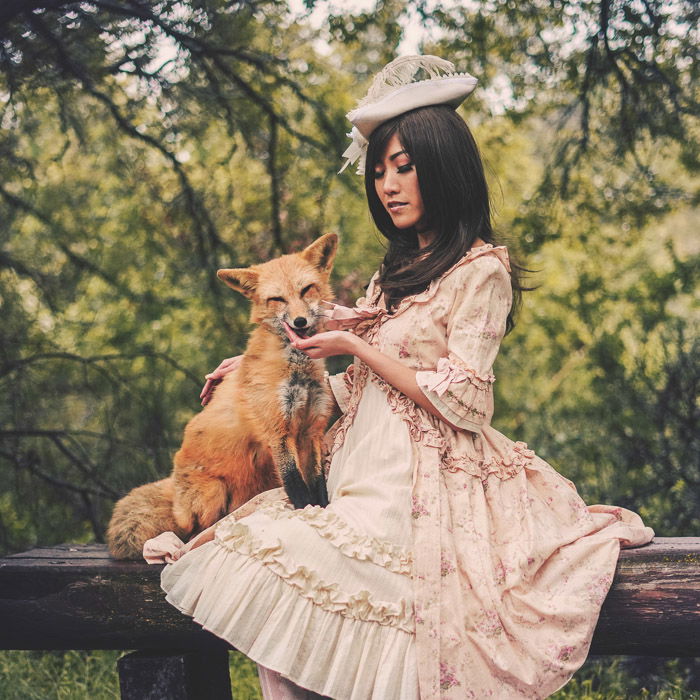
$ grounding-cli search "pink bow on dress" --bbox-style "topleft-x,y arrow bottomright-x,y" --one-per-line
321,300 -> 384,331
419,357 -> 495,397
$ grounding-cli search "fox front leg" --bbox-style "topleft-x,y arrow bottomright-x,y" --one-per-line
308,436 -> 329,508
312,473 -> 329,508
272,437 -> 313,509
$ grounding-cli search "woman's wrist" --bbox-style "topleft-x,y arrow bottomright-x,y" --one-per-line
348,333 -> 371,360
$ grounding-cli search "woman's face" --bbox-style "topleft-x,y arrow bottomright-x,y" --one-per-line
373,133 -> 427,234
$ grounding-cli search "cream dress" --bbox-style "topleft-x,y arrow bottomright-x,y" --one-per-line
160,244 -> 654,700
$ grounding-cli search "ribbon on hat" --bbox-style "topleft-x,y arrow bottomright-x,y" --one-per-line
338,126 -> 368,175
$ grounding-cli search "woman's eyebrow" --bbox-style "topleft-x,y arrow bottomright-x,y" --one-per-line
389,149 -> 408,161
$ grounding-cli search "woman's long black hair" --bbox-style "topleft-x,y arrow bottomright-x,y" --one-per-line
364,105 -> 524,332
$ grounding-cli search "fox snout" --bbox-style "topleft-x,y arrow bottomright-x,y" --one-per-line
281,305 -> 324,339
291,315 -> 311,332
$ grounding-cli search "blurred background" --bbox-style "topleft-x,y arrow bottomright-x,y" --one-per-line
0,0 -> 698,696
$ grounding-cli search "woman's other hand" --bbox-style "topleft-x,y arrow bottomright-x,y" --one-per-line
200,356 -> 242,406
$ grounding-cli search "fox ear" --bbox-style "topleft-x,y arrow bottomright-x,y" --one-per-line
217,268 -> 260,298
300,233 -> 338,274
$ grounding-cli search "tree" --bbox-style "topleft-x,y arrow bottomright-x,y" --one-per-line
0,0 -> 374,552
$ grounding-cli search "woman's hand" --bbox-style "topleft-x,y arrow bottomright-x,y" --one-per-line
200,356 -> 242,406
284,324 -> 360,359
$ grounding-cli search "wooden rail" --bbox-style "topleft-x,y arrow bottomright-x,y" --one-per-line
1,538 -> 699,698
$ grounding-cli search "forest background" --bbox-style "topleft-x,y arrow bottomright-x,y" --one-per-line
0,0 -> 698,697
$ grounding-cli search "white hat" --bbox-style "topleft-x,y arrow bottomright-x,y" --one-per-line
339,55 -> 478,175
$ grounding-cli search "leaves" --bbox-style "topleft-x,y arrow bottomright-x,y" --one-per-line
0,0 -> 697,552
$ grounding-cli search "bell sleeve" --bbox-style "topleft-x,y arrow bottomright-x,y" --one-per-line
415,255 -> 512,433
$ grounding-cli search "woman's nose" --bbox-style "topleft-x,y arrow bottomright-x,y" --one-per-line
382,172 -> 399,195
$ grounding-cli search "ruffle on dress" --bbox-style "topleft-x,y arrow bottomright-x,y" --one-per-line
219,500 -> 413,576
328,245 -> 510,343
162,537 -> 418,700
327,365 -> 355,414
214,516 -> 413,631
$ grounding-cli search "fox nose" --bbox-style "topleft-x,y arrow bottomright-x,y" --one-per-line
293,316 -> 308,329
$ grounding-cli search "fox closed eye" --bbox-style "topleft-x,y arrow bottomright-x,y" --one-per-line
301,284 -> 316,297
268,296 -> 286,304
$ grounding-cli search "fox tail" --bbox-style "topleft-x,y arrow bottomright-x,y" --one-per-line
107,477 -> 186,560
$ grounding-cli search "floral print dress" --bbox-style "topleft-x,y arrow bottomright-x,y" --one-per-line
160,244 -> 653,699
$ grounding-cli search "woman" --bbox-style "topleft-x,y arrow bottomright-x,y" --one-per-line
157,56 -> 654,699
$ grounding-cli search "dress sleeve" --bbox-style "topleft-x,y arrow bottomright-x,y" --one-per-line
414,255 -> 512,433
326,366 -> 354,413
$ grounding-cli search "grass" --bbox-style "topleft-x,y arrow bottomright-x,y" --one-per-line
0,651 -> 698,699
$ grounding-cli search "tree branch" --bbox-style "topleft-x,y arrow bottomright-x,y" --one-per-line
0,350 -> 201,384
267,114 -> 284,254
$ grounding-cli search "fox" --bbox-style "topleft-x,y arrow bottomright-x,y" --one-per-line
107,232 -> 338,559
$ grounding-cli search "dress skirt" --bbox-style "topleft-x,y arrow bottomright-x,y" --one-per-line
161,380 -> 421,700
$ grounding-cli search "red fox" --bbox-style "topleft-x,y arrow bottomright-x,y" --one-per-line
107,233 -> 338,559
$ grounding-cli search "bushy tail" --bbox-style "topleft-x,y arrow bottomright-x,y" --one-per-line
107,478 -> 187,560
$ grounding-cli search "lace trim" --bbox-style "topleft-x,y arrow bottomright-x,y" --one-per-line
246,501 -> 413,575
443,389 -> 488,419
214,519 -> 414,632
327,364 -> 531,483
368,373 -> 533,481
441,441 -> 535,480
372,373 -> 445,449
324,360 -> 372,471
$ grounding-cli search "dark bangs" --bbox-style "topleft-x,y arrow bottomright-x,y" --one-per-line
364,105 -> 499,313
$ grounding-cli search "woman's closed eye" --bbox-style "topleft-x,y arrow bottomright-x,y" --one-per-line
373,163 -> 414,179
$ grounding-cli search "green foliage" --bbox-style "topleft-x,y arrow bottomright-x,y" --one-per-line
0,1 -> 374,553
0,650 -> 121,699
552,657 -> 700,699
229,650 -> 264,700
1,651 -> 698,699
0,650 -> 262,699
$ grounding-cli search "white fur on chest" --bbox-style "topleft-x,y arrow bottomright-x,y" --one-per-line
279,356 -> 330,420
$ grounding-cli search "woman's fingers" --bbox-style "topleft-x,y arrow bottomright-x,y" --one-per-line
207,355 -> 242,379
200,355 -> 242,405
200,378 -> 220,406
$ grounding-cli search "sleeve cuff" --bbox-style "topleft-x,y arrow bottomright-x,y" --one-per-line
416,382 -> 484,433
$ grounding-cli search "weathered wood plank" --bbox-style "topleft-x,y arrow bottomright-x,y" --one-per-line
0,538 -> 698,655
0,544 -> 228,651
591,537 -> 700,655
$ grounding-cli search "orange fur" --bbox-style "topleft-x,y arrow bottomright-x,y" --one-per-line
107,233 -> 338,559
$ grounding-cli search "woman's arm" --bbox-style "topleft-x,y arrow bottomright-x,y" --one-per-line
290,330 -> 462,431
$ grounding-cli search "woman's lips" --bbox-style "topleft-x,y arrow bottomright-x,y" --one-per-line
387,201 -> 407,212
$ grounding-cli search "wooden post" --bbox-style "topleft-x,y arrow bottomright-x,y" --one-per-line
117,649 -> 233,700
